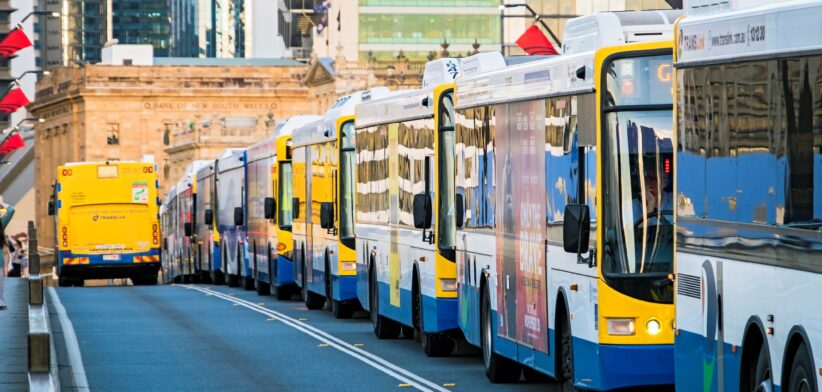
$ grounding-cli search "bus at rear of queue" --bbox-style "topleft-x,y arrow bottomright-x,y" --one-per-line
51,161 -> 161,286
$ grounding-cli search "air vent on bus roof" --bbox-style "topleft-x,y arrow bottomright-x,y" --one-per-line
460,52 -> 506,80
562,10 -> 682,55
422,58 -> 462,87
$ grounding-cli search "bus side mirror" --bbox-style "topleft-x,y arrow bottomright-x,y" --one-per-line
455,193 -> 465,228
292,198 -> 300,219
184,222 -> 193,237
320,202 -> 334,230
233,207 -> 244,226
204,209 -> 213,226
413,193 -> 432,229
563,204 -> 590,253
264,197 -> 276,219
47,200 -> 55,216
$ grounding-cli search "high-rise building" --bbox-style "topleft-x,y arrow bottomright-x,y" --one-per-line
169,0 -> 283,58
310,0 -> 672,62
34,0 -> 108,67
112,0 -> 171,56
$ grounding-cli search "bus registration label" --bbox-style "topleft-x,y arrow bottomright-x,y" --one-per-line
103,254 -> 121,261
132,182 -> 148,203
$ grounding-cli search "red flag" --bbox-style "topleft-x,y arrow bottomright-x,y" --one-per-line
0,27 -> 33,58
0,133 -> 25,155
0,87 -> 30,114
515,25 -> 558,56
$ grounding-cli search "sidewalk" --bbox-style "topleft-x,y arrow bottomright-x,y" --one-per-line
0,277 -> 28,391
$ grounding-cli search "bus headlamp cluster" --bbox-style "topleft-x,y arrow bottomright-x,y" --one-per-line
646,319 -> 662,335
607,318 -> 635,336
440,278 -> 457,292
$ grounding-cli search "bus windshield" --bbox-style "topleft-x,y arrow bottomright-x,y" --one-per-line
340,121 -> 356,239
601,53 -> 675,302
278,162 -> 294,229
437,91 -> 456,259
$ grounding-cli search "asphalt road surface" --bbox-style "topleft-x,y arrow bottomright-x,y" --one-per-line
49,283 -> 559,391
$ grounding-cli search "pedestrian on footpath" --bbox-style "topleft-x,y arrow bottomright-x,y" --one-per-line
0,196 -> 16,311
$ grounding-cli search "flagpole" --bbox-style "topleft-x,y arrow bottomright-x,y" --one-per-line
499,2 -> 563,51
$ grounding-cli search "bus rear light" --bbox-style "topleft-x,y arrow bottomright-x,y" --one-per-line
606,318 -> 635,336
439,278 -> 457,292
152,238 -> 159,245
62,241 -> 67,247
62,234 -> 68,241
341,262 -> 356,272
277,242 -> 287,252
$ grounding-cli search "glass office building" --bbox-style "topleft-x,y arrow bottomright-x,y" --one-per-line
113,0 -> 171,57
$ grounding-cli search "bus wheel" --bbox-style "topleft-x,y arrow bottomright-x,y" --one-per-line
401,325 -> 415,339
481,284 -> 521,383
212,270 -> 225,286
787,342 -> 816,392
331,300 -> 353,319
557,302 -> 577,390
371,272 -> 400,339
416,284 -> 453,357
303,264 -> 326,310
522,367 -> 550,383
752,344 -> 773,392
255,276 -> 271,296
227,274 -> 239,287
58,276 -> 72,287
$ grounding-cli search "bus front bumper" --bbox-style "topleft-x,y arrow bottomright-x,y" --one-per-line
593,343 -> 674,390
59,263 -> 160,279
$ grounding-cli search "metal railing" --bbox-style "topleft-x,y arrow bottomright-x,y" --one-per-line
27,221 -> 57,391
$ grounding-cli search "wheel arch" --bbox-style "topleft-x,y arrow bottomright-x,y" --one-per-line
781,324 -> 817,390
739,315 -> 770,390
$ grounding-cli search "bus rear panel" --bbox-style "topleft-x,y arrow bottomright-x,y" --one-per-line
55,162 -> 161,285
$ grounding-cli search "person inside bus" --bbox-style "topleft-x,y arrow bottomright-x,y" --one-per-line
631,160 -> 673,272
0,196 -> 16,311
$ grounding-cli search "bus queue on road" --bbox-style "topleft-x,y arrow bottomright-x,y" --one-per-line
48,1 -> 822,391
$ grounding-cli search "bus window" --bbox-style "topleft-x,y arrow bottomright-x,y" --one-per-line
602,54 -> 674,303
340,121 -> 356,239
437,90 -> 456,260
279,162 -> 294,229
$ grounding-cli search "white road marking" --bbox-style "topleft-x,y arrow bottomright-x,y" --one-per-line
48,287 -> 90,391
183,285 -> 450,392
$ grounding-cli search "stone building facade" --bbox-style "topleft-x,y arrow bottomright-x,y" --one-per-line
29,59 -> 311,249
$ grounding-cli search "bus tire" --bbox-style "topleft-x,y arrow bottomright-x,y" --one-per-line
73,279 -> 85,287
227,274 -> 239,287
522,367 -> 550,383
331,300 -> 353,319
481,284 -> 521,383
58,276 -> 71,287
371,270 -> 400,339
557,300 -> 577,390
255,270 -> 271,296
787,342 -> 816,392
415,280 -> 453,357
303,263 -> 326,310
401,325 -> 415,339
212,270 -> 225,286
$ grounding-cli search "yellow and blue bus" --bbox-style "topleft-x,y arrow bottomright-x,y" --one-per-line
52,161 -> 161,286
453,11 -> 680,389
292,88 -> 391,318
674,2 -> 822,391
354,58 -> 467,355
215,148 -> 249,289
194,160 -> 223,284
160,160 -> 210,284
246,115 -> 321,298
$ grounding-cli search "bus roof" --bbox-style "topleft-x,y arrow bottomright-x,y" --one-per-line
216,148 -> 245,173
676,0 -> 822,66
355,87 -> 433,129
456,10 -> 680,110
292,87 -> 392,147
247,115 -> 321,163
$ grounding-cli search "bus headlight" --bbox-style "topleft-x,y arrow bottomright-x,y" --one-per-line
607,318 -> 635,336
439,278 -> 457,292
646,319 -> 662,335
341,262 -> 357,272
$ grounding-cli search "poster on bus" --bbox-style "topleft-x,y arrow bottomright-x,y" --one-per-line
494,100 -> 548,352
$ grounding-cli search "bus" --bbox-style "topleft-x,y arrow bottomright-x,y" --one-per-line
354,58 -> 468,355
292,88 -> 391,318
215,148 -> 249,289
51,161 -> 161,286
161,160 -> 210,284
453,11 -> 680,389
674,2 -> 822,391
194,160 -> 224,285
246,115 -> 321,298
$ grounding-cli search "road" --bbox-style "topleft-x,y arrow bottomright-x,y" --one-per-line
48,283 -> 559,391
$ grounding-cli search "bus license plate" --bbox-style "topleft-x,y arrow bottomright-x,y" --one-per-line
103,254 -> 121,261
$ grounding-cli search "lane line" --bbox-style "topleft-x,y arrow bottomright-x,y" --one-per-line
182,285 -> 450,392
48,287 -> 90,391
